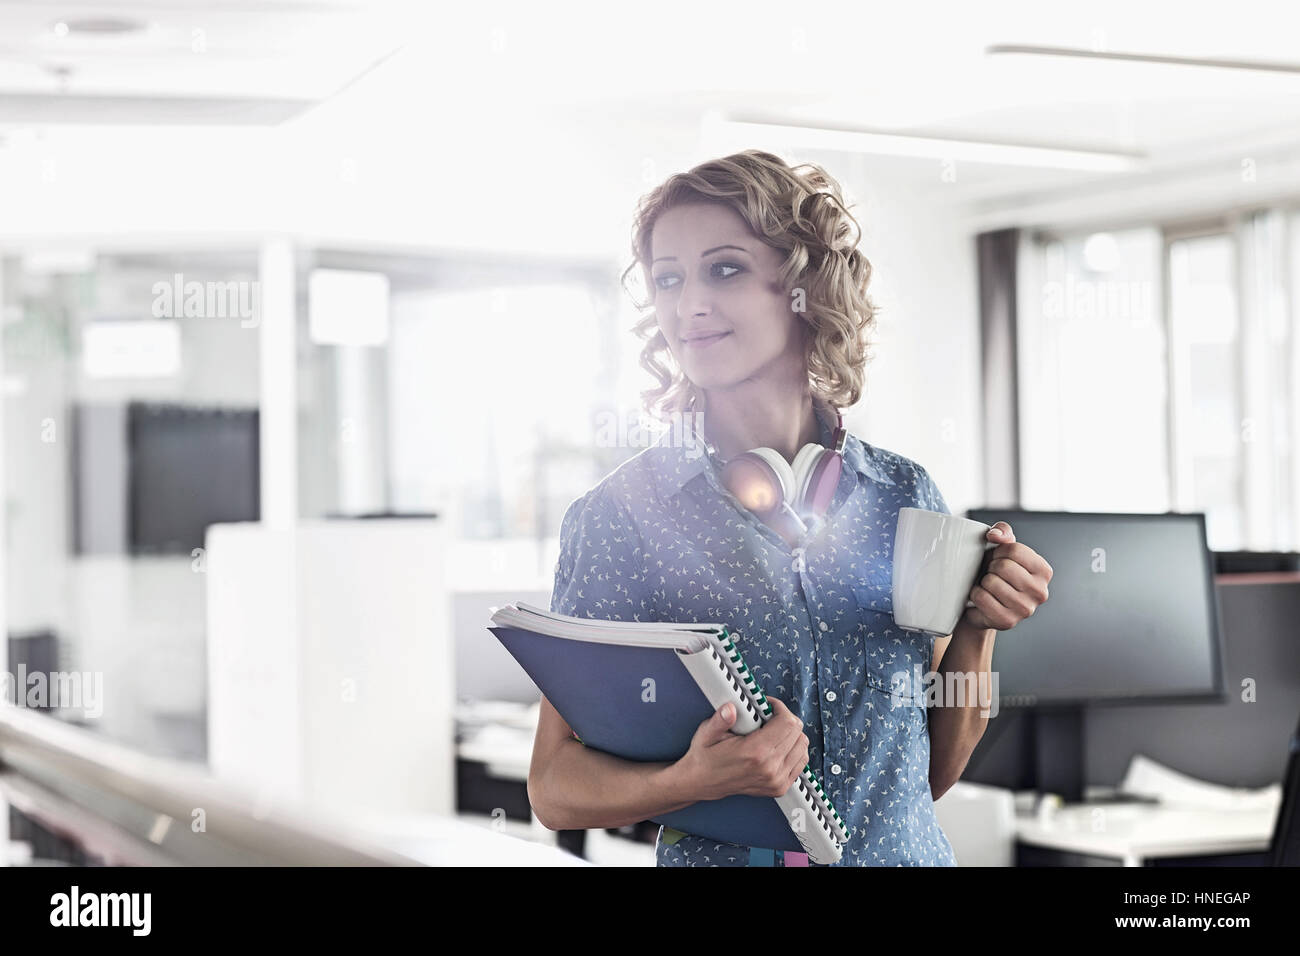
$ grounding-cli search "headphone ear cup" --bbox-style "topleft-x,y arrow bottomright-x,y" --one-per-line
790,443 -> 823,514
721,449 -> 790,518
747,447 -> 796,503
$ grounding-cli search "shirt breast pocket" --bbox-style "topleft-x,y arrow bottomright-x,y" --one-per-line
852,566 -> 894,620
853,576 -> 930,713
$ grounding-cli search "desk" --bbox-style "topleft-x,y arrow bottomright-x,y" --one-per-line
350,810 -> 592,866
458,732 -> 532,782
456,730 -> 596,858
1014,803 -> 1276,866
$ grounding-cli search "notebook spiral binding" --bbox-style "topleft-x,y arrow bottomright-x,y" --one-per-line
711,625 -> 852,845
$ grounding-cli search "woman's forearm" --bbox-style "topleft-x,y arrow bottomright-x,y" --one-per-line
927,619 -> 997,800
529,739 -> 702,831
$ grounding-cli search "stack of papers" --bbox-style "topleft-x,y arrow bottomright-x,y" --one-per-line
1119,754 -> 1282,812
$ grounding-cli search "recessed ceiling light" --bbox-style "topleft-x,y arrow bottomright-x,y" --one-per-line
701,114 -> 1143,173
1083,233 -> 1121,273
50,17 -> 149,38
986,43 -> 1300,76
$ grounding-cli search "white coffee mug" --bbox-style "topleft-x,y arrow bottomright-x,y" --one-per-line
892,507 -> 998,635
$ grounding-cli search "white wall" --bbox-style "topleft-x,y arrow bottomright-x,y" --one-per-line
835,178 -> 982,513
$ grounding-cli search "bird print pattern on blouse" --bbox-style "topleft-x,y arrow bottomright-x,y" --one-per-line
549,404 -> 959,866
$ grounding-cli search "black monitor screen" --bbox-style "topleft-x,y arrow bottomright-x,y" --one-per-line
128,402 -> 260,555
962,509 -> 1223,705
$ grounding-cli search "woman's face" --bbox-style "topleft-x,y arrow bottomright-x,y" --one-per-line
650,201 -> 807,394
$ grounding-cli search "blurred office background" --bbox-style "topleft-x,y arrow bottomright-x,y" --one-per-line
0,2 -> 1298,866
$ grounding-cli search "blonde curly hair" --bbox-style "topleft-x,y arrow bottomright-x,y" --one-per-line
620,149 -> 879,423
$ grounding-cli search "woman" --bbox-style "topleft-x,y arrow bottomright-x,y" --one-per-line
528,150 -> 1052,866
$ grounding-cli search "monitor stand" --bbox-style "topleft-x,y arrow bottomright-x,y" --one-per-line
1032,707 -> 1085,804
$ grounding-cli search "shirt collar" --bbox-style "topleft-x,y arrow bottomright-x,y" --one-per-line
646,400 -> 896,499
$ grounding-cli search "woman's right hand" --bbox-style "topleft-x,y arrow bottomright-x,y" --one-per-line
674,697 -> 810,802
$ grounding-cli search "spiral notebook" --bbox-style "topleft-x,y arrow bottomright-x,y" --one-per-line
486,601 -> 850,864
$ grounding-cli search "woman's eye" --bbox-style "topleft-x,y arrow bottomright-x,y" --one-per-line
654,263 -> 741,291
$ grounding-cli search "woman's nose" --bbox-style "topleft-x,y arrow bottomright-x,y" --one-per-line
675,274 -> 713,321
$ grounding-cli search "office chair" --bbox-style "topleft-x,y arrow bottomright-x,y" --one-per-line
1269,709 -> 1300,866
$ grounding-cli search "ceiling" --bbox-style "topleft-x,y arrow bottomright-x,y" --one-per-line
0,0 -> 412,124
2,0 -> 1299,227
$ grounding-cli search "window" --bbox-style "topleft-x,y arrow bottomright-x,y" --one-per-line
387,281 -> 608,538
1019,206 -> 1300,552
1168,229 -> 1243,548
1018,227 -> 1167,512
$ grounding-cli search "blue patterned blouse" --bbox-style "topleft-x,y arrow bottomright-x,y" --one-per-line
548,402 -> 959,867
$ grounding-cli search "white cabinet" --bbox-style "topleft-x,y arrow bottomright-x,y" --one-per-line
205,518 -> 453,818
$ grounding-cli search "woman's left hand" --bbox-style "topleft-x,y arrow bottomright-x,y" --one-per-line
961,521 -> 1053,631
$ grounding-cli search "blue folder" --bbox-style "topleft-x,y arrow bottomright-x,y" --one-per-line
488,623 -> 808,852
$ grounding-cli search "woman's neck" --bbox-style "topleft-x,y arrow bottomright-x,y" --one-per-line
699,387 -> 822,465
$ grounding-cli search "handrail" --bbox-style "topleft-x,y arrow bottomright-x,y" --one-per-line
0,701 -> 421,866
1,771 -> 176,866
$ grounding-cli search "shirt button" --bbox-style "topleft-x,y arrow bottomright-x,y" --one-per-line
825,690 -> 837,702
818,621 -> 828,632
831,764 -> 842,775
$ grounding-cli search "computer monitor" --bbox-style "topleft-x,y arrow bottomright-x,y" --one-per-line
454,589 -> 550,704
960,509 -> 1225,803
962,509 -> 1225,706
128,402 -> 260,555
5,631 -> 59,713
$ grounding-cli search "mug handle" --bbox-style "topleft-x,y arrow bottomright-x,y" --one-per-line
963,539 -> 1000,608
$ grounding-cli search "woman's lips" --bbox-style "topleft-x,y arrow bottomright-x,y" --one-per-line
682,332 -> 731,349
